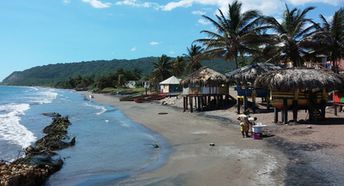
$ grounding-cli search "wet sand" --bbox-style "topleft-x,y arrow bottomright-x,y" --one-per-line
85,92 -> 287,186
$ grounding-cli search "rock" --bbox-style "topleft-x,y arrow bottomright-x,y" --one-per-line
307,125 -> 312,129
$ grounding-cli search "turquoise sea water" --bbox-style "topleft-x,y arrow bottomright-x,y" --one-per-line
0,86 -> 168,185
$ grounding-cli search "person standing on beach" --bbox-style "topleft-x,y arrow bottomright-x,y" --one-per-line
238,116 -> 250,138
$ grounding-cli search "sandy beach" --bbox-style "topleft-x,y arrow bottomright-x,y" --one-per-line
84,92 -> 287,186
82,92 -> 344,185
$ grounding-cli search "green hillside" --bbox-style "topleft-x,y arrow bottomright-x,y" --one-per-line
2,57 -> 236,86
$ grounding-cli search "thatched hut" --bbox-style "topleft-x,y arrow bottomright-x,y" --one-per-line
225,63 -> 281,113
254,68 -> 344,123
181,67 -> 232,112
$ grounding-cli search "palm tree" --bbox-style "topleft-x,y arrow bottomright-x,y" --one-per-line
312,8 -> 344,73
196,0 -> 266,69
151,55 -> 172,83
184,44 -> 204,72
263,5 -> 316,67
171,56 -> 185,77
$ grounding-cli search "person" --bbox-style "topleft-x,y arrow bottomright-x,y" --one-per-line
238,116 -> 250,138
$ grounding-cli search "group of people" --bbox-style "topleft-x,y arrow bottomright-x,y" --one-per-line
237,114 -> 257,138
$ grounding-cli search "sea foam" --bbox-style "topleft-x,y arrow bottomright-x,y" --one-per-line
84,102 -> 107,115
0,103 -> 37,148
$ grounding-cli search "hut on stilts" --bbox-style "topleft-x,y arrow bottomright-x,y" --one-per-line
225,63 -> 281,114
181,67 -> 233,112
254,68 -> 344,123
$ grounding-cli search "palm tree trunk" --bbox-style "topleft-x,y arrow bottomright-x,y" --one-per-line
235,55 -> 239,69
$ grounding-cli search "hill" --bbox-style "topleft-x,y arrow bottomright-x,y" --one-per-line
2,57 -> 236,86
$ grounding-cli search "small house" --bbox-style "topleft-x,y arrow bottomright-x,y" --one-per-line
159,76 -> 181,94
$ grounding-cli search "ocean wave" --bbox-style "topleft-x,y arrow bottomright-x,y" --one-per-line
26,88 -> 58,104
84,102 -> 107,115
0,103 -> 37,148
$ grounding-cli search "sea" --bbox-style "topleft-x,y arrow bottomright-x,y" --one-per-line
0,86 -> 169,185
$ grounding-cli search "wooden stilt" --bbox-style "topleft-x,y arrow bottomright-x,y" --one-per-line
274,107 -> 278,123
237,97 -> 241,114
190,96 -> 193,113
183,97 -> 186,112
292,100 -> 298,123
283,98 -> 288,124
252,89 -> 256,113
335,104 -> 338,116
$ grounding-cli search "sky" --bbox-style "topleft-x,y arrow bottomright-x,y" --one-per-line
0,0 -> 343,81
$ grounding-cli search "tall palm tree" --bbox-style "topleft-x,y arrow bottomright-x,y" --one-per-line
184,44 -> 204,72
263,5 -> 316,67
152,55 -> 172,83
196,0 -> 266,69
171,56 -> 185,77
312,7 -> 344,73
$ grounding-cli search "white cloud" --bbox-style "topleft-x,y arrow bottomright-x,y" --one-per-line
63,0 -> 71,5
198,18 -> 210,25
287,0 -> 342,5
149,41 -> 159,46
115,0 -> 161,9
169,51 -> 176,54
192,10 -> 206,15
160,0 -> 341,15
81,0 -> 111,9
130,47 -> 137,52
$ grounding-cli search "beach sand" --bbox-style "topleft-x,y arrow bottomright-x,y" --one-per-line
83,92 -> 344,185
84,92 -> 287,186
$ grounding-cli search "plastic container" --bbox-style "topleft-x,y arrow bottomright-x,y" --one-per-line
253,132 -> 262,140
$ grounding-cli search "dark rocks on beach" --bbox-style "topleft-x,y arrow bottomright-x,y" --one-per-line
42,112 -> 61,118
0,114 -> 76,186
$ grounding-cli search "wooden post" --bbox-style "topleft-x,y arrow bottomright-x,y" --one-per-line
252,89 -> 256,113
267,89 -> 271,110
335,104 -> 338,116
292,100 -> 298,123
185,96 -> 188,110
274,107 -> 278,123
283,98 -> 288,124
190,96 -> 193,113
237,97 -> 241,114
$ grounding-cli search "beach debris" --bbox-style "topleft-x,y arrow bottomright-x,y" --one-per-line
0,114 -> 76,186
158,112 -> 168,115
209,143 -> 215,146
152,143 -> 160,149
307,125 -> 312,129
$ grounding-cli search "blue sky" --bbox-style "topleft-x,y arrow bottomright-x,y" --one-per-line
0,0 -> 343,81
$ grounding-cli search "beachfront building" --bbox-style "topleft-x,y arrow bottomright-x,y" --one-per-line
159,76 -> 182,94
254,68 -> 344,123
225,63 -> 281,113
181,67 -> 234,112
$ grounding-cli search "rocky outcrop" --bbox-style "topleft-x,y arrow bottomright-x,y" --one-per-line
0,115 -> 76,186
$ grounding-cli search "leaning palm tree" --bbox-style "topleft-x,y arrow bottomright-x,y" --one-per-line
184,44 -> 204,73
196,0 -> 266,69
311,7 -> 344,73
263,5 -> 316,67
151,55 -> 172,83
171,56 -> 185,77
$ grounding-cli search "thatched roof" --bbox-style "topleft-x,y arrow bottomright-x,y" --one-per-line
181,67 -> 227,85
225,63 -> 281,85
254,68 -> 344,91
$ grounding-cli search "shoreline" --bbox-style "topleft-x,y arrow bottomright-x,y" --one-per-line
85,92 -> 287,185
